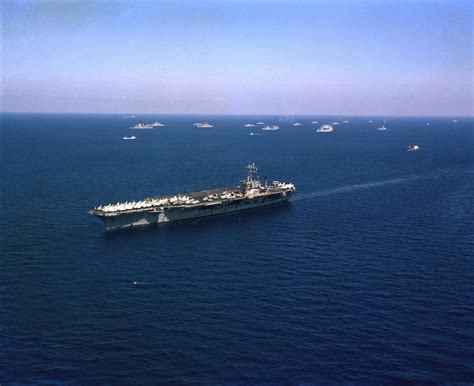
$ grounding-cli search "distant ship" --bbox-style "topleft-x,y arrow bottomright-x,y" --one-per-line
343,120 -> 349,123
377,118 -> 388,131
131,122 -> 153,129
261,125 -> 280,131
151,121 -> 165,127
407,145 -> 420,152
317,124 -> 334,133
312,121 -> 319,124
293,123 -> 302,126
256,121 -> 265,125
194,122 -> 214,128
368,120 -> 374,123
244,123 -> 255,127
123,115 -> 135,118
452,119 -> 459,123
332,122 -> 340,125
123,135 -> 136,140
90,163 -> 296,230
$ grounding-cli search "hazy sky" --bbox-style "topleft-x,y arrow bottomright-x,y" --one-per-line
1,0 -> 472,115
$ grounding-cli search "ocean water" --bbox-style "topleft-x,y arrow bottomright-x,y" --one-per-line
1,113 -> 473,384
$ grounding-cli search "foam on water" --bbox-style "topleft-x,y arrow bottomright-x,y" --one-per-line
294,168 -> 473,201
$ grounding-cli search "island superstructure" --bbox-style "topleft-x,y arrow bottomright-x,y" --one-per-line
90,163 -> 295,230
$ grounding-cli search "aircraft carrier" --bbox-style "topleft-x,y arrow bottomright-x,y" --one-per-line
90,163 -> 296,230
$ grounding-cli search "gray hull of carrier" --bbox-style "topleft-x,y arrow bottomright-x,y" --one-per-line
90,163 -> 295,230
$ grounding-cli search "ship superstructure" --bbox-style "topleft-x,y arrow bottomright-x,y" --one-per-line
90,163 -> 295,230
131,122 -> 153,129
317,123 -> 334,133
261,125 -> 280,131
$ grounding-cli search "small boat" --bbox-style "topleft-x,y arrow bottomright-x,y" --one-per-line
123,115 -> 135,118
317,124 -> 334,133
343,120 -> 349,123
293,122 -> 302,126
452,119 -> 459,123
151,121 -> 165,127
123,135 -> 136,140
261,125 -> 280,131
332,122 -> 340,125
244,123 -> 255,127
377,118 -> 388,131
368,120 -> 373,123
407,145 -> 420,152
195,122 -> 213,128
312,121 -> 319,124
250,132 -> 255,136
256,121 -> 265,125
130,122 -> 153,129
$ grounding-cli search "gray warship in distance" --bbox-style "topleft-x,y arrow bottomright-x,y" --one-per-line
90,163 -> 296,230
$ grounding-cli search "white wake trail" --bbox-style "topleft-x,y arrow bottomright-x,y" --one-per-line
293,169 -> 471,202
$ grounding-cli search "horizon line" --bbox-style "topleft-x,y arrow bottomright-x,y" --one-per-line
1,111 -> 472,118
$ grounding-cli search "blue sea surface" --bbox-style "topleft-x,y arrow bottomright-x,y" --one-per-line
1,113 -> 473,383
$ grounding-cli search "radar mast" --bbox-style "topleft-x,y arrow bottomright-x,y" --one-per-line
246,162 -> 258,184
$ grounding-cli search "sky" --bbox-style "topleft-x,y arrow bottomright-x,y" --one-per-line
1,0 -> 472,116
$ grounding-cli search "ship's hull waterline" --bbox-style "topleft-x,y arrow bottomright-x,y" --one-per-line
93,191 -> 293,230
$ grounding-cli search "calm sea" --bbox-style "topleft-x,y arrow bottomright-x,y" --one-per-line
1,113 -> 473,383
